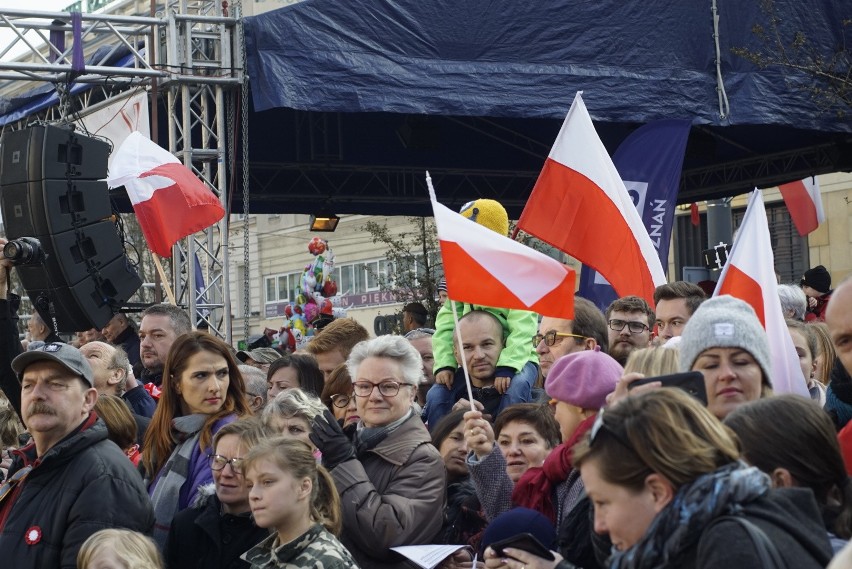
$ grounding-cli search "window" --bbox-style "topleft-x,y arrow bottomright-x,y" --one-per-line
265,271 -> 302,304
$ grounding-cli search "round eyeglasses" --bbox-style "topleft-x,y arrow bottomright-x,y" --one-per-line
330,393 -> 353,408
208,454 -> 244,474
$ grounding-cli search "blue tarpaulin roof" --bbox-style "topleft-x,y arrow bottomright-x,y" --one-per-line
245,0 -> 850,131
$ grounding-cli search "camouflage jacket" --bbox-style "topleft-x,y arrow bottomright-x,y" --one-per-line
243,523 -> 359,568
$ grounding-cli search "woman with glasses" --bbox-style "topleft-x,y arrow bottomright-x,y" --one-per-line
320,364 -> 359,428
485,389 -> 833,569
165,418 -> 270,569
308,335 -> 446,568
142,332 -> 253,549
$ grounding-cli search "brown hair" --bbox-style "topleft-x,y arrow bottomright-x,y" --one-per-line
267,353 -> 324,397
572,297 -> 610,354
605,295 -> 655,327
304,318 -> 369,358
94,395 -> 138,452
142,332 -> 252,478
320,364 -> 354,413
725,395 -> 852,539
573,389 -> 739,493
653,281 -> 707,315
243,437 -> 342,535
807,321 -> 835,385
494,403 -> 561,449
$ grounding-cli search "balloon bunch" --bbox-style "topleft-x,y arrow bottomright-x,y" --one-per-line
277,237 -> 344,350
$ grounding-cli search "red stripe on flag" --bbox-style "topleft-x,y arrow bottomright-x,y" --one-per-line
716,264 -> 765,327
779,180 -> 819,236
518,158 -> 657,305
441,240 -> 575,319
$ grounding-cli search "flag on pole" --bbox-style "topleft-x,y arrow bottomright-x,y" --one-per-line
516,92 -> 666,307
578,119 -> 691,310
106,131 -> 225,258
714,190 -> 809,397
779,176 -> 825,236
428,173 -> 575,319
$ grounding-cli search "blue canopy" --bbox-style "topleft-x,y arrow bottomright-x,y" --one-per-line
245,0 -> 850,131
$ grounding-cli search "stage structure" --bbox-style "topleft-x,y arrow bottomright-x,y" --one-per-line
0,1 -> 246,342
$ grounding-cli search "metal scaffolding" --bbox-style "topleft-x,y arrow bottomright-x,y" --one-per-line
0,1 -> 244,342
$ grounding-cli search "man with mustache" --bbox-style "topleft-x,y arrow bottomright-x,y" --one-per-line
0,342 -> 154,567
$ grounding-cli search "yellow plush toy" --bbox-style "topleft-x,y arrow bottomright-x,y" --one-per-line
459,199 -> 509,237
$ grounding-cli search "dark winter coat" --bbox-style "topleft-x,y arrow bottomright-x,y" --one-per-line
0,414 -> 154,569
165,485 -> 269,569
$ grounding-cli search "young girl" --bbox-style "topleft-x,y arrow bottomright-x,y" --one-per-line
242,437 -> 358,568
77,529 -> 163,569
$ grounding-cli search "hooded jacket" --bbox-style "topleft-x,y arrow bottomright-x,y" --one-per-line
166,484 -> 269,569
0,414 -> 154,568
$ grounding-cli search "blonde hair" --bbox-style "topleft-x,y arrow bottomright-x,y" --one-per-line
807,321 -> 835,385
573,389 -> 740,492
242,437 -> 342,535
77,529 -> 163,569
623,347 -> 680,377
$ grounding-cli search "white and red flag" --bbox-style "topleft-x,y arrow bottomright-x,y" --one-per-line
515,92 -> 666,307
779,176 -> 825,236
428,173 -> 575,319
106,131 -> 225,258
714,189 -> 809,397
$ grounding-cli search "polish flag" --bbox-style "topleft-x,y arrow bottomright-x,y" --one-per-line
106,131 -> 225,258
428,173 -> 575,319
516,92 -> 666,306
779,176 -> 825,236
714,190 -> 809,397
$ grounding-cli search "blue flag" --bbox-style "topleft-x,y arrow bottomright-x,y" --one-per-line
578,119 -> 691,311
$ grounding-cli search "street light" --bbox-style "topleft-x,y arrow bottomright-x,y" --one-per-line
309,213 -> 340,232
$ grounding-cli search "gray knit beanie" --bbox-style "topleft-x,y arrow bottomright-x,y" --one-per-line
678,295 -> 772,387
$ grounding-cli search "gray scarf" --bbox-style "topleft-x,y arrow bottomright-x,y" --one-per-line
148,413 -> 208,549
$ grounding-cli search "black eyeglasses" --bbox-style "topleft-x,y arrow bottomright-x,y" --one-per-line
607,319 -> 649,334
353,381 -> 413,397
208,454 -> 244,474
533,330 -> 585,347
330,393 -> 353,408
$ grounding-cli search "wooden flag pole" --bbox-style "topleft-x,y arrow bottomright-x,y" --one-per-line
151,254 -> 176,305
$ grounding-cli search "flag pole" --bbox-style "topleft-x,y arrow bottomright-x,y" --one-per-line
151,254 -> 177,305
427,171 -> 476,413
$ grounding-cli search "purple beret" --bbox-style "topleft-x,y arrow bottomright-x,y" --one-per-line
544,347 -> 622,409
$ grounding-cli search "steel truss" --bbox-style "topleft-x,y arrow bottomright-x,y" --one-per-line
0,1 -> 243,342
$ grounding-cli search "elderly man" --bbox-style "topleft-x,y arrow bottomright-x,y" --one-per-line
405,328 -> 435,405
0,343 -> 154,567
239,364 -> 268,413
138,303 -> 192,387
27,310 -> 62,344
535,297 -> 609,378
81,341 -> 156,419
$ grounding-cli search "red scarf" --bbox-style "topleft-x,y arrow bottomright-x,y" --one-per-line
511,413 -> 597,523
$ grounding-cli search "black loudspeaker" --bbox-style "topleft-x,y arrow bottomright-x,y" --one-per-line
0,125 -> 142,333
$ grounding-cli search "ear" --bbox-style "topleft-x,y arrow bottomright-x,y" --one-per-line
299,476 -> 313,500
583,338 -> 598,351
644,473 -> 674,513
107,368 -> 123,387
82,387 -> 99,413
770,467 -> 796,488
173,376 -> 181,395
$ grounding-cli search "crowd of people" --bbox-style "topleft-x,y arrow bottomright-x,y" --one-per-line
2,214 -> 852,569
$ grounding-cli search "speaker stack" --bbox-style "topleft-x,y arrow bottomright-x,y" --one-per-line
0,125 -> 142,333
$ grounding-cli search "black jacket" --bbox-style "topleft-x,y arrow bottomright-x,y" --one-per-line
675,487 -> 832,569
0,295 -> 24,421
0,414 -> 155,569
114,324 -> 142,373
165,486 -> 268,569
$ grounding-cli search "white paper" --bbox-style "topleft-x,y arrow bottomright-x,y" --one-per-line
390,544 -> 466,569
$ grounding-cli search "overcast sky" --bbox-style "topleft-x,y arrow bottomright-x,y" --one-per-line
0,1 -> 82,61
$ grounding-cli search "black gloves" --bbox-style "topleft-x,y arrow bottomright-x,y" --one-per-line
310,409 -> 356,470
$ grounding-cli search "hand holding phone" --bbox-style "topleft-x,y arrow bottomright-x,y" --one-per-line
628,371 -> 707,405
489,533 -> 555,561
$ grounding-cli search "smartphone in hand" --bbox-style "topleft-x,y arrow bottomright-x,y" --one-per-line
489,533 -> 555,561
628,371 -> 707,405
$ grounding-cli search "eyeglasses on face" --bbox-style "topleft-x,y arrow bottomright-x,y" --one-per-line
533,330 -> 585,347
589,408 -> 631,450
352,381 -> 413,398
330,393 -> 353,408
208,454 -> 244,474
607,319 -> 649,334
